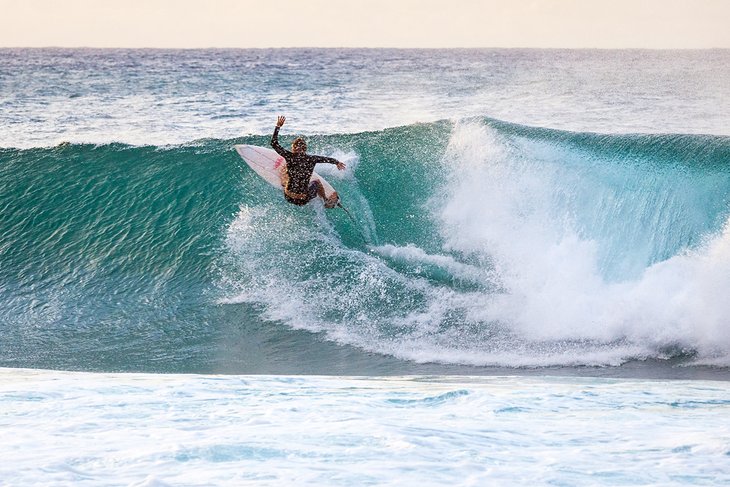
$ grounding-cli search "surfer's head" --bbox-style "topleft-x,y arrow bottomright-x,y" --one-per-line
292,137 -> 307,154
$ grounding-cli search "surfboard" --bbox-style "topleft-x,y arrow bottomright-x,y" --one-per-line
234,144 -> 339,208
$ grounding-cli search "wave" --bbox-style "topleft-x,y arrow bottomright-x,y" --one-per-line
2,118 -> 730,370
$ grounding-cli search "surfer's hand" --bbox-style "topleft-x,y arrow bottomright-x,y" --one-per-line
336,161 -> 346,171
276,115 -> 286,127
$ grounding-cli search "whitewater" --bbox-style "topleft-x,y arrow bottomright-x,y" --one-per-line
2,48 -> 730,484
2,369 -> 729,486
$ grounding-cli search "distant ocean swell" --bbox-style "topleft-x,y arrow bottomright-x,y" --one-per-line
1,118 -> 729,370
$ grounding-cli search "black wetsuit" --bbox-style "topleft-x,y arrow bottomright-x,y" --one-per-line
271,126 -> 339,205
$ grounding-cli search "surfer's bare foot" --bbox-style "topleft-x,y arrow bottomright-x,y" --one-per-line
324,192 -> 339,209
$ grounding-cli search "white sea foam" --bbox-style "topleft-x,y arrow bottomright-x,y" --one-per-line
437,122 -> 730,365
1,368 -> 728,486
219,204 -> 639,367
371,243 -> 496,286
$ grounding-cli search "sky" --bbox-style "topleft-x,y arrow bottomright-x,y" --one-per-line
1,0 -> 729,49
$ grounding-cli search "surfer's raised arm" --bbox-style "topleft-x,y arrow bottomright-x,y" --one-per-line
271,115 -> 291,157
271,115 -> 345,170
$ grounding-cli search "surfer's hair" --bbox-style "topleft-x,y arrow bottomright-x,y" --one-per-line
292,137 -> 307,153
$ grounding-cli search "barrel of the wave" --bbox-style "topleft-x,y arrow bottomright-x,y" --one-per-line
234,144 -> 339,208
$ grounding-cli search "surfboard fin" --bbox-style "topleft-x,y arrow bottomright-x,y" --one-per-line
337,202 -> 353,219
336,202 -> 370,245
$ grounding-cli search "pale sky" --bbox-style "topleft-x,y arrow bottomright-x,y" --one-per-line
1,0 -> 729,49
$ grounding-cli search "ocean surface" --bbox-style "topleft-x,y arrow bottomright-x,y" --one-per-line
2,48 -> 730,485
2,369 -> 729,486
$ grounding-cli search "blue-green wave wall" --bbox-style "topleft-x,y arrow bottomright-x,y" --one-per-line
1,119 -> 729,371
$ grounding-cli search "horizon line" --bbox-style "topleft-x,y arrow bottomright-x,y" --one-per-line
3,46 -> 730,51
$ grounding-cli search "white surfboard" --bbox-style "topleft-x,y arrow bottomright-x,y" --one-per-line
234,144 -> 339,207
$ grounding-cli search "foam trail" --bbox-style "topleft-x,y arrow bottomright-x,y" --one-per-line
371,244 -> 496,287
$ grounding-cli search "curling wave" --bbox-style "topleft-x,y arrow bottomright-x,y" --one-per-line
2,118 -> 730,370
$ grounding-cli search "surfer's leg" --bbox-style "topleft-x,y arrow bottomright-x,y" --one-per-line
324,191 -> 338,209
309,180 -> 338,208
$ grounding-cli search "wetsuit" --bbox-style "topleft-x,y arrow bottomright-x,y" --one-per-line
271,126 -> 339,205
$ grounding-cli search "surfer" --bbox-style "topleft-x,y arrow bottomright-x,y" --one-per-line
271,115 -> 346,208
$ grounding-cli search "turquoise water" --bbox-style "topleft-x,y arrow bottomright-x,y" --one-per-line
3,47 -> 730,486
2,118 -> 730,373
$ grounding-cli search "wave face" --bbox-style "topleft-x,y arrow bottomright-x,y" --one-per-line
2,119 -> 730,371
